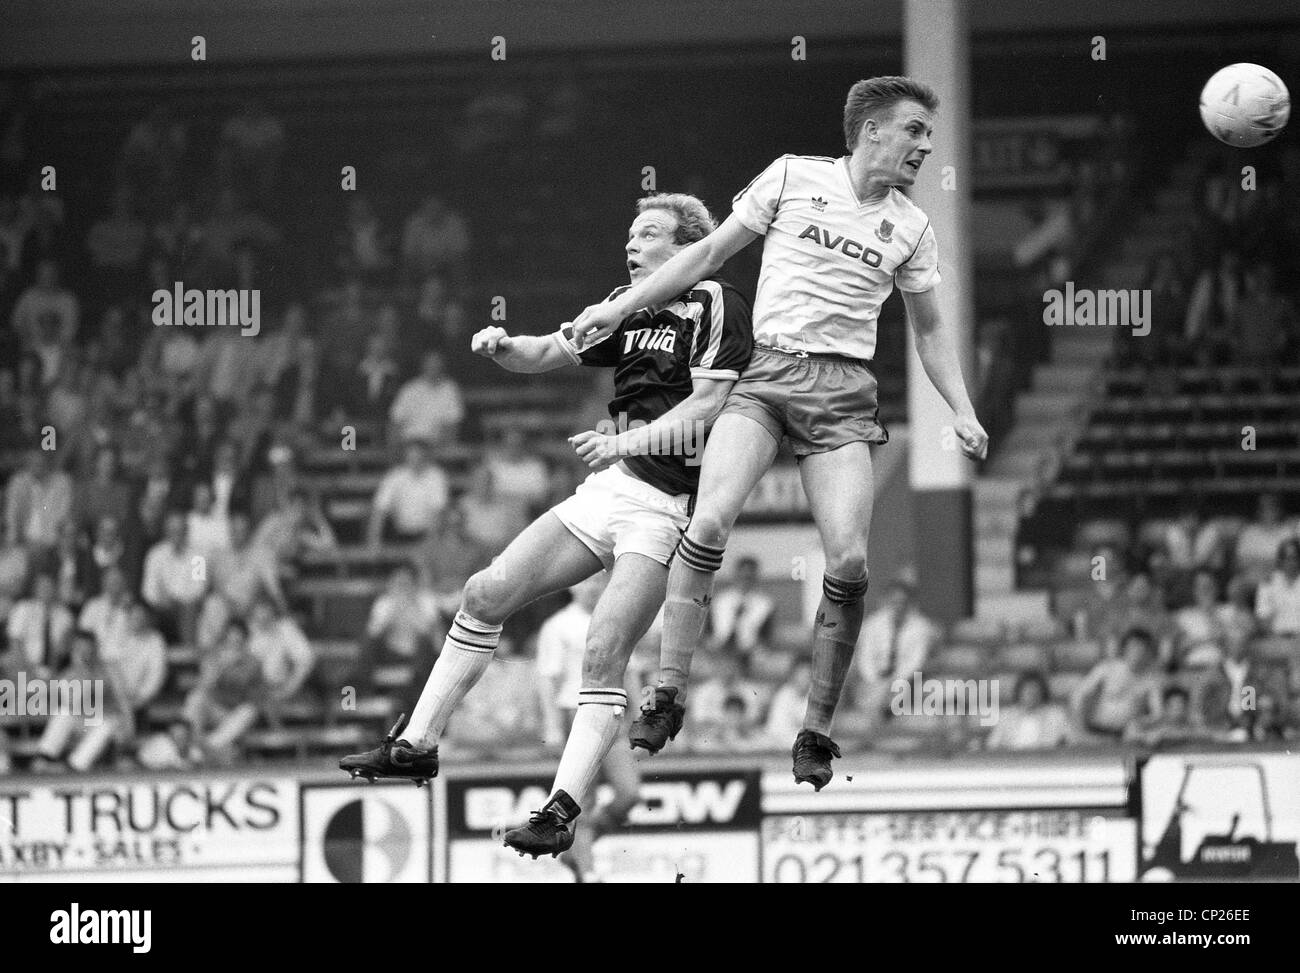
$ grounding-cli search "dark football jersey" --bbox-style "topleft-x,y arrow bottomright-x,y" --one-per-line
553,278 -> 753,495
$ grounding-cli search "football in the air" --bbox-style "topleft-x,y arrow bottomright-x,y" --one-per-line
1199,62 -> 1291,148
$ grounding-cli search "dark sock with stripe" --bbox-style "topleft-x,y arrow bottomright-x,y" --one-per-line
803,573 -> 869,735
658,533 -> 725,703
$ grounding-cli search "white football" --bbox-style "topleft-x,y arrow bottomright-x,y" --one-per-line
1199,63 -> 1291,148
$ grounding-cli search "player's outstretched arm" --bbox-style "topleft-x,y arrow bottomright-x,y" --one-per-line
902,287 -> 989,461
572,215 -> 760,348
471,325 -> 571,373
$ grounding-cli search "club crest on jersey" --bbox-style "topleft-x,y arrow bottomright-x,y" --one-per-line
624,325 -> 677,354
811,196 -> 828,212
875,219 -> 894,243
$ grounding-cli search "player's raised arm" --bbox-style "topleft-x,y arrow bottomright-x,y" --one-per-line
470,325 -> 572,373
572,213 -> 759,347
901,286 -> 989,460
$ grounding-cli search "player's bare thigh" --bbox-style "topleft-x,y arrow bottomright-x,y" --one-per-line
798,441 -> 876,578
461,511 -> 604,623
688,412 -> 782,546
582,552 -> 668,687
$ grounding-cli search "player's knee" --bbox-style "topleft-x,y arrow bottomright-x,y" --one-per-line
685,509 -> 733,548
825,549 -> 868,583
460,569 -> 510,625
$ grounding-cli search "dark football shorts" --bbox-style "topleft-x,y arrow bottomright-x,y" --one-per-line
719,345 -> 889,457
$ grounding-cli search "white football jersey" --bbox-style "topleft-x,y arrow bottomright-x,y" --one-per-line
731,154 -> 940,360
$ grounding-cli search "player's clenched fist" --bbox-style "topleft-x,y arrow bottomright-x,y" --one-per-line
471,326 -> 513,357
571,300 -> 625,349
569,429 -> 621,471
953,413 -> 989,461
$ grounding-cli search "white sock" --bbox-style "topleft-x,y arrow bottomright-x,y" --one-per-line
402,610 -> 502,749
551,688 -> 628,811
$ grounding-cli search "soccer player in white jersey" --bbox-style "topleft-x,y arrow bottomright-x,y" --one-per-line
340,192 -> 752,857
572,76 -> 988,790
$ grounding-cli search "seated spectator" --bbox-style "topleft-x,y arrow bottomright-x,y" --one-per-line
1255,539 -> 1300,636
101,600 -> 168,715
366,560 -> 444,679
457,465 -> 529,557
485,426 -> 552,513
246,598 -> 315,705
119,105 -> 187,207
1159,504 -> 1225,601
1069,628 -> 1164,743
348,330 -> 403,417
31,630 -> 133,773
78,564 -> 132,652
43,519 -> 93,610
136,454 -> 175,541
260,302 -> 318,423
187,482 -> 231,561
183,619 -> 266,765
1220,574 -> 1260,644
1124,686 -> 1216,748
388,350 -> 464,447
851,578 -> 937,731
218,101 -> 285,201
173,395 -> 225,499
441,638 -> 539,753
763,656 -> 814,746
690,651 -> 770,738
252,489 -> 337,565
1105,571 -> 1176,662
694,694 -> 770,753
4,448 -> 73,553
86,514 -> 132,596
985,672 -> 1071,750
413,505 -> 492,610
210,438 -> 254,515
367,439 -> 449,546
1071,545 -> 1127,642
73,445 -> 132,534
85,189 -> 147,301
535,574 -> 606,748
10,260 -> 78,384
196,513 -> 286,650
1235,494 -> 1296,584
2,573 -> 73,680
1243,693 -> 1296,743
1230,264 -> 1295,380
142,512 -> 206,645
707,555 -> 775,661
1172,569 -> 1232,670
1196,627 -> 1270,740
0,519 -> 30,624
337,194 -> 392,277
400,195 -> 469,281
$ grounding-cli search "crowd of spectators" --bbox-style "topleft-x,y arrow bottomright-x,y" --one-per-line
2,81 -> 1296,779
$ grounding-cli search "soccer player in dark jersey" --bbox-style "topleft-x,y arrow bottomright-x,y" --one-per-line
340,192 -> 752,858
572,77 -> 988,791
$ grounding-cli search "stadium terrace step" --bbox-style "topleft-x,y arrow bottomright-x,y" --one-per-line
974,591 -> 1051,625
1013,392 -> 1077,420
1031,364 -> 1096,393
